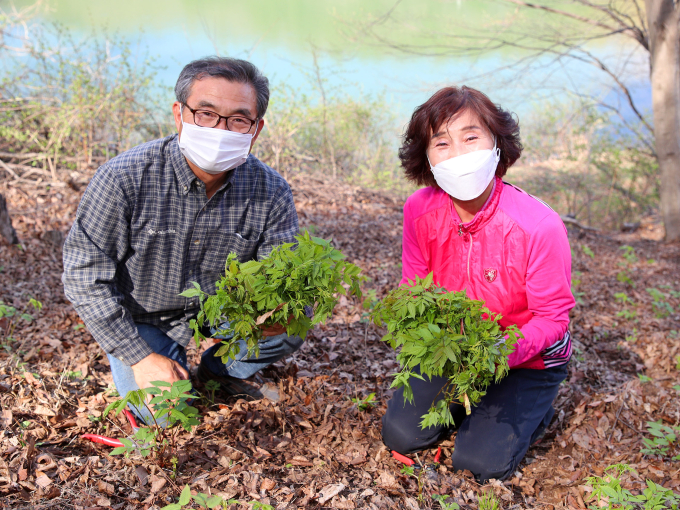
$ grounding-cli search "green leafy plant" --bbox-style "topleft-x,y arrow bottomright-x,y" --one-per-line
641,421 -> 680,460
582,245 -> 595,258
371,273 -> 520,429
572,271 -> 585,305
619,245 -> 638,264
646,288 -> 674,318
617,270 -> 635,287
351,392 -> 377,411
185,231 -> 363,363
432,494 -> 460,510
617,309 -> 637,320
477,490 -> 501,510
585,463 -> 680,510
637,374 -> 652,383
615,292 -> 633,305
161,485 -> 272,510
0,298 -> 43,349
203,379 -> 221,406
104,380 -> 199,466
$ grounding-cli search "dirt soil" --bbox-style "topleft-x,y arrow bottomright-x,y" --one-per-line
1,175 -> 679,510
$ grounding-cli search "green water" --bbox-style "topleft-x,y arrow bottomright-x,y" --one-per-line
9,0 -> 648,121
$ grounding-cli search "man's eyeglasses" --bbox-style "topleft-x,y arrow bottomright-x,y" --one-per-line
182,104 -> 258,133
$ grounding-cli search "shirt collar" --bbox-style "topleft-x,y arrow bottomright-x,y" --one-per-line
169,134 -> 197,195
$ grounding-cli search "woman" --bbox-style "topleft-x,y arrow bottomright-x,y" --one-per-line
381,86 -> 575,482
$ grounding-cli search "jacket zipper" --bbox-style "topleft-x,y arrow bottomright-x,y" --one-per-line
467,233 -> 474,282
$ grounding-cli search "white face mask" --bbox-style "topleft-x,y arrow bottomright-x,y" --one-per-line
178,109 -> 253,174
430,144 -> 501,201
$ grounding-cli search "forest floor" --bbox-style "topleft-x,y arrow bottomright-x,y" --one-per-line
1,175 -> 679,510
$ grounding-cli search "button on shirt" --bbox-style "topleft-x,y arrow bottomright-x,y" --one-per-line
62,134 -> 299,366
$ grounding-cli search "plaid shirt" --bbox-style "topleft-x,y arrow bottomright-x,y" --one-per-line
62,134 -> 299,366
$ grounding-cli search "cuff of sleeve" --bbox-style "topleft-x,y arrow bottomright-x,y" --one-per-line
507,339 -> 523,368
109,337 -> 154,367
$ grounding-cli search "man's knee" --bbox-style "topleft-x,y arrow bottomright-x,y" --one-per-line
283,334 -> 304,354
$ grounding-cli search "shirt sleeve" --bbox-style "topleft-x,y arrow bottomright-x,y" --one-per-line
257,182 -> 299,260
507,213 -> 575,368
400,196 -> 431,285
62,164 -> 153,366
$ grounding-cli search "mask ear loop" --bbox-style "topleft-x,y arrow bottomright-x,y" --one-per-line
179,104 -> 186,127
427,135 -> 500,171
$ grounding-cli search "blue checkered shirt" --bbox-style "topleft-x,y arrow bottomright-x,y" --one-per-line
62,134 -> 299,366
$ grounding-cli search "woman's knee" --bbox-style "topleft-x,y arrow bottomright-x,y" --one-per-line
381,400 -> 448,454
450,443 -> 518,482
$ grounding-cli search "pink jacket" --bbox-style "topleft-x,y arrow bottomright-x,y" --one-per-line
401,178 -> 575,370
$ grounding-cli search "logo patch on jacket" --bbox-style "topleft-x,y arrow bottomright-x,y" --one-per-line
483,268 -> 497,283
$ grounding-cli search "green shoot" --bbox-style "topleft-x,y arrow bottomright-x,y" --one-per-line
185,231 -> 364,363
371,273 -> 519,429
351,392 -> 377,411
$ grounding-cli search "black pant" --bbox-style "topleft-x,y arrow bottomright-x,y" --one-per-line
381,364 -> 568,482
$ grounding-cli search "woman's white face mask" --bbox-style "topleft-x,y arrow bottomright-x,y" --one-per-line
429,143 -> 501,201
178,108 -> 253,174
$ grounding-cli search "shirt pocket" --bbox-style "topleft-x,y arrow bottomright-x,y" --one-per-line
226,232 -> 261,263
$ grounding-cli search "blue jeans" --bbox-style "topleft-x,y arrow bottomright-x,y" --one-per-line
108,323 -> 303,424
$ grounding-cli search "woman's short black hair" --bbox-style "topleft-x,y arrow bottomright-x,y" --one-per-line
399,86 -> 523,188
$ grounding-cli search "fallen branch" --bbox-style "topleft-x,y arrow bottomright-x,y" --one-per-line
560,215 -> 600,232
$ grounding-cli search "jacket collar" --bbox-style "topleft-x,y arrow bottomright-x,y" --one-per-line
450,177 -> 503,236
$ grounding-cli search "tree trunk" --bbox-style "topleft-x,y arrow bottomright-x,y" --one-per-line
646,0 -> 680,241
0,193 -> 19,245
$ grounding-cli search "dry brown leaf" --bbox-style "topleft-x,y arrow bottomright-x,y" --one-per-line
35,474 -> 52,488
98,480 -> 115,496
135,466 -> 148,486
331,495 -> 355,509
290,455 -> 313,467
0,410 -> 11,428
571,428 -> 591,450
317,483 -> 345,505
150,474 -> 167,493
34,405 -> 56,417
260,478 -> 276,492
96,496 -> 111,507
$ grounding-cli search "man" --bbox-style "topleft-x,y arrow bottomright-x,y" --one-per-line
62,57 -> 301,421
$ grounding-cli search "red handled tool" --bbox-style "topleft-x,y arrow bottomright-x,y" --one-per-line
391,446 -> 442,470
81,409 -> 140,447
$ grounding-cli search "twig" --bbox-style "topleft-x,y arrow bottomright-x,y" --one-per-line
560,215 -> 600,231
607,398 -> 626,442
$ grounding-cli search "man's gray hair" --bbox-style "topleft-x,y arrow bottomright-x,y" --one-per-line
175,57 -> 270,118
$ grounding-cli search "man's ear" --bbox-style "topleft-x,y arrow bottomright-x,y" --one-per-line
172,102 -> 183,134
249,118 -> 266,149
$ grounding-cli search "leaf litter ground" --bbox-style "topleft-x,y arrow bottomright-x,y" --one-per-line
1,176 -> 679,509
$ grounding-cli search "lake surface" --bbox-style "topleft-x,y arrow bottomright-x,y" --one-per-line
11,0 -> 651,127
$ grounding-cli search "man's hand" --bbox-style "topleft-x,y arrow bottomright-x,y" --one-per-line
131,353 -> 189,391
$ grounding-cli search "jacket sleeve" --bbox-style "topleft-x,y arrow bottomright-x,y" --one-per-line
401,195 -> 431,285
507,213 -> 575,368
62,164 -> 153,366
257,182 -> 299,260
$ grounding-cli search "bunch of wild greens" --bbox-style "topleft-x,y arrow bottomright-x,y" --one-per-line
371,274 -> 520,429
104,380 -> 199,467
184,231 -> 363,363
